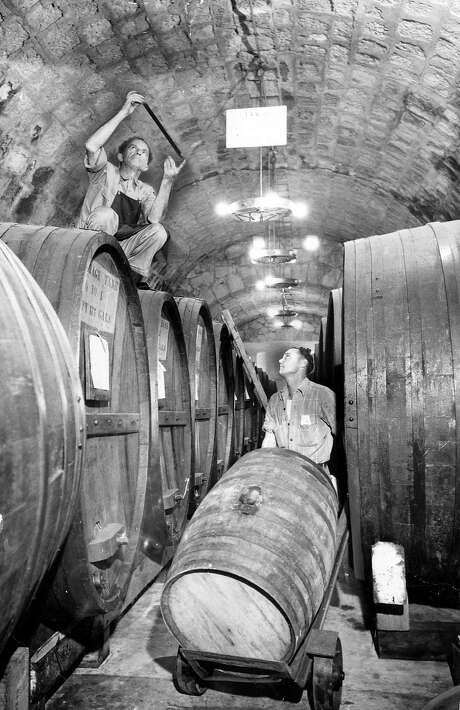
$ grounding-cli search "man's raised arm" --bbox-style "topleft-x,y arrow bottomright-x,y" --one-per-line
85,91 -> 145,165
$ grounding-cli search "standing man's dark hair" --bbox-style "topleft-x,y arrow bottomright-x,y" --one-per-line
295,346 -> 314,375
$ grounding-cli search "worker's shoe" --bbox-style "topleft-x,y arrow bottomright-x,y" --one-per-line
131,270 -> 151,290
136,280 -> 151,290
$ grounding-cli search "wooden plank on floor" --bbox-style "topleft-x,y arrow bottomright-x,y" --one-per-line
375,604 -> 460,660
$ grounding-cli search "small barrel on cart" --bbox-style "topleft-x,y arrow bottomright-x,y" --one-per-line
160,448 -> 338,663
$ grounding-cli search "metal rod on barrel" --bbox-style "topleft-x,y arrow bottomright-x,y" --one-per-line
143,102 -> 183,160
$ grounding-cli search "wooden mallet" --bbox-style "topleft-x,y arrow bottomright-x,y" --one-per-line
143,102 -> 184,160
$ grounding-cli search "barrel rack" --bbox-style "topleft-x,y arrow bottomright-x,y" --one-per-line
173,505 -> 349,709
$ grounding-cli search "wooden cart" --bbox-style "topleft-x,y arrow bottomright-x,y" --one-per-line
173,506 -> 349,708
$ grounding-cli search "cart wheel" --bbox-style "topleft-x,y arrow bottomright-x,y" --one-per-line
174,650 -> 207,696
310,637 -> 344,710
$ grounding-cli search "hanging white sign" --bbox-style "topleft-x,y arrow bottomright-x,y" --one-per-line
226,106 -> 287,148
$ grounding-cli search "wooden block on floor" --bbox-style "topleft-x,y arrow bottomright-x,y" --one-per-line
372,541 -> 410,632
375,604 -> 460,660
0,647 -> 29,710
30,629 -> 86,704
376,598 -> 410,632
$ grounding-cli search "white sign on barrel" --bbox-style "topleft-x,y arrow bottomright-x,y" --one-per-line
80,262 -> 120,335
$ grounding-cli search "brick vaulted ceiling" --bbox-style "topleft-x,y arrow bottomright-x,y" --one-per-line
1,0 -> 459,341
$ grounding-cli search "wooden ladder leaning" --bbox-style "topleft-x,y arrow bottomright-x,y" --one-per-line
221,309 -> 268,410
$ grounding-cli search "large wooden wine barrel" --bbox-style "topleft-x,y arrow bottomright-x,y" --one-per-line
344,222 -> 460,606
213,320 -> 234,482
139,291 -> 193,562
232,353 -> 245,462
317,316 -> 328,385
325,287 -> 343,393
243,370 -> 264,451
1,224 -> 150,621
175,297 -> 217,506
311,341 -> 320,383
161,448 -> 338,662
0,241 -> 85,656
324,287 -> 346,496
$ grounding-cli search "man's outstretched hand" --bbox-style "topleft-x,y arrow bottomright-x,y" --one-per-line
163,156 -> 186,179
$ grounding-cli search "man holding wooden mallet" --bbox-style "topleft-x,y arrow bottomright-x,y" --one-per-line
78,90 -> 185,289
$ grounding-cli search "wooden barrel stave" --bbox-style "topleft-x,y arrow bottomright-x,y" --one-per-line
435,227 -> 460,563
344,222 -> 460,604
318,316 -> 328,385
161,448 -> 338,662
213,321 -> 235,479
242,371 -> 264,452
232,354 -> 245,462
175,298 -> 217,505
0,240 -> 85,655
2,224 -> 150,621
325,287 -> 343,391
139,291 -> 193,559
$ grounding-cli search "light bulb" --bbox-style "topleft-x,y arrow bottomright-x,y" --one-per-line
291,318 -> 302,330
215,201 -> 230,216
264,275 -> 278,286
249,236 -> 267,262
291,202 -> 308,219
266,306 -> 279,318
255,280 -> 266,291
273,319 -> 283,328
259,191 -> 280,209
253,236 -> 265,250
303,235 -> 320,251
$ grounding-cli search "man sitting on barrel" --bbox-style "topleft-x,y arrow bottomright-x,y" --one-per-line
262,347 -> 337,486
77,90 -> 185,289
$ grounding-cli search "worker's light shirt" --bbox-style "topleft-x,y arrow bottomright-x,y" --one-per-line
77,147 -> 156,228
262,377 -> 336,464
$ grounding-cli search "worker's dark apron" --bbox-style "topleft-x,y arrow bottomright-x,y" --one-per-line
111,191 -> 144,241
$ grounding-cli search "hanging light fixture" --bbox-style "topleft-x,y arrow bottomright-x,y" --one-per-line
249,222 -> 297,264
250,231 -> 321,263
215,147 -> 307,223
252,247 -> 297,264
250,223 -> 297,264
265,275 -> 300,289
269,290 -> 303,329
256,275 -> 300,290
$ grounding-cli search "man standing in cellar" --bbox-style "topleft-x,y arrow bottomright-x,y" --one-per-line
78,90 -> 185,288
262,346 -> 336,480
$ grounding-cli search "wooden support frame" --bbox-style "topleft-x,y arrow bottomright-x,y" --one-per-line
221,310 -> 268,409
375,604 -> 460,661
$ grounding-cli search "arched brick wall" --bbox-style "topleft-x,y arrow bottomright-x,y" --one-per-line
1,0 -> 458,340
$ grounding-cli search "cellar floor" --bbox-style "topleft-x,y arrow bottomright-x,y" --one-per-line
46,557 -> 452,710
